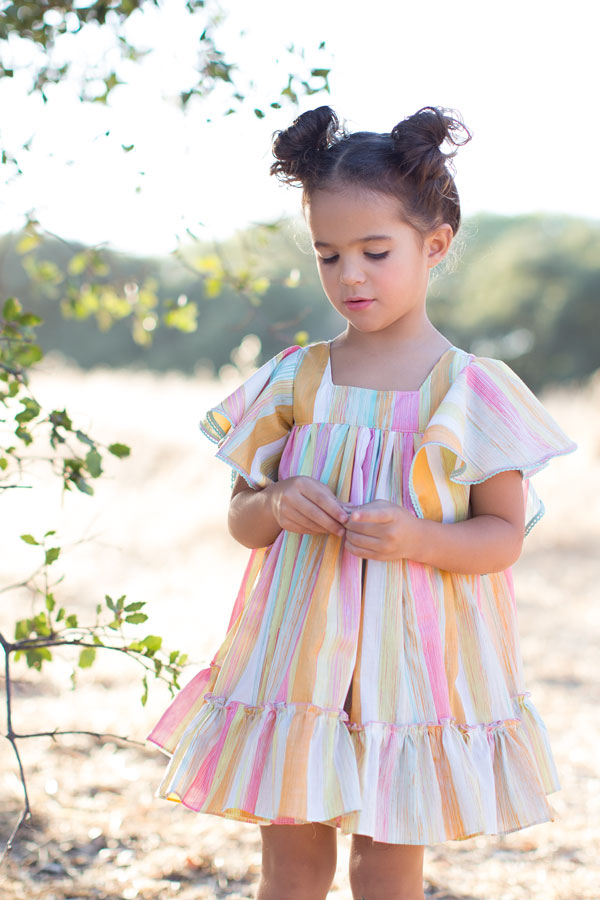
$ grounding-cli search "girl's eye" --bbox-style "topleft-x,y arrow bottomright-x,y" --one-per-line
365,251 -> 389,260
319,255 -> 339,265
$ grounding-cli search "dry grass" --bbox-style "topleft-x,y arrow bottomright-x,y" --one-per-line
1,357 -> 598,899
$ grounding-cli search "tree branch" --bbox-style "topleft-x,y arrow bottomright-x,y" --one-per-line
10,728 -> 146,748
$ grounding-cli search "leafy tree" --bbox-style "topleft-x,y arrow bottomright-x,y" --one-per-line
0,0 -> 330,857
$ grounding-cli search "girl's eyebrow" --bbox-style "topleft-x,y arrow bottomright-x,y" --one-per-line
313,234 -> 392,248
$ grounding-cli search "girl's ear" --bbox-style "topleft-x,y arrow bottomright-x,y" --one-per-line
425,224 -> 453,268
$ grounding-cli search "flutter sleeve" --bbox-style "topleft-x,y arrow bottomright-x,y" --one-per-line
409,355 -> 577,535
200,345 -> 302,489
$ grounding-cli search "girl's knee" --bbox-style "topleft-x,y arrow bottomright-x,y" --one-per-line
349,836 -> 425,900
258,823 -> 337,900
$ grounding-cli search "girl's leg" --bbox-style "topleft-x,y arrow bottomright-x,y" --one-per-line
256,822 -> 337,900
348,834 -> 425,900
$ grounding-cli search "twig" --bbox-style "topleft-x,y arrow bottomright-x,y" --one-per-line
11,728 -> 146,748
1,636 -> 32,865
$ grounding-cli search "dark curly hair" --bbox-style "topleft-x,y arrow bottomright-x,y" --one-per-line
270,105 -> 472,236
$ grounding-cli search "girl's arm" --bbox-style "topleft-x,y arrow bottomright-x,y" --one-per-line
344,469 -> 525,574
228,474 -> 349,549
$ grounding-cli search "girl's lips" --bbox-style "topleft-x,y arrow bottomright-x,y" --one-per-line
343,297 -> 375,310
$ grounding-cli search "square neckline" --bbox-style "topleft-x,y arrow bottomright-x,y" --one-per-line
325,341 -> 458,396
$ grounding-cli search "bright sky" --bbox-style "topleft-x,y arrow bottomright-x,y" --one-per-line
0,0 -> 598,255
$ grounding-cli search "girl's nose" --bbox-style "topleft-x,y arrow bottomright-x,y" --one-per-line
340,266 -> 366,286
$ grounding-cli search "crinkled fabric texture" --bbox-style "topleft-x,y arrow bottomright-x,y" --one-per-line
148,342 -> 576,844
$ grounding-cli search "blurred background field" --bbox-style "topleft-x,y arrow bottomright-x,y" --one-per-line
2,210 -> 599,393
0,355 -> 599,899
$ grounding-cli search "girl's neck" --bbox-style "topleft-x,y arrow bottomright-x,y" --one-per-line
330,321 -> 453,393
336,319 -> 449,357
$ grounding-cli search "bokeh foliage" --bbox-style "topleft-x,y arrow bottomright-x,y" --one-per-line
3,212 -> 599,392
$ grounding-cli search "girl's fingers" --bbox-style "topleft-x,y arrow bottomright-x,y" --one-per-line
348,507 -> 395,525
298,484 -> 348,526
285,496 -> 345,536
344,532 -> 381,552
345,518 -> 390,536
344,539 -> 378,559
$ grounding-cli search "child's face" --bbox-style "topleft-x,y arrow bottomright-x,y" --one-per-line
306,187 -> 451,337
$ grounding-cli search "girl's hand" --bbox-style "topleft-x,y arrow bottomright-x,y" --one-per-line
268,476 -> 349,537
344,500 -> 418,560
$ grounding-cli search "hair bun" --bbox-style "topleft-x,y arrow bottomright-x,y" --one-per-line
390,106 -> 472,187
271,106 -> 343,185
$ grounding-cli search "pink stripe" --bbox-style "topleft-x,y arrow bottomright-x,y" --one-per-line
242,709 -> 278,809
147,665 -> 214,748
185,702 -> 239,806
409,563 -> 451,720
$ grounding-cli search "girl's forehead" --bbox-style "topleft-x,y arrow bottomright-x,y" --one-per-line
306,187 -> 411,241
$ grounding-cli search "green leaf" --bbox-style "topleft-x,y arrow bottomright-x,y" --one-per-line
125,613 -> 148,625
76,430 -> 95,447
44,530 -> 56,537
3,297 -> 22,321
25,647 -> 52,671
16,232 -> 41,254
85,448 -> 103,478
14,619 -> 31,640
45,592 -> 56,612
141,634 -> 162,653
310,68 -> 330,78
124,601 -> 145,612
163,302 -> 198,333
67,251 -> 89,275
44,547 -> 60,566
20,533 -> 39,545
73,476 -> 94,495
0,458 -> 7,470
56,607 -> 65,622
15,425 -> 33,445
14,344 -> 43,367
105,595 -> 116,611
78,647 -> 96,668
65,613 -> 78,628
50,409 -> 73,430
15,397 -> 41,423
294,330 -> 310,346
19,313 -> 43,327
141,674 -> 148,706
253,108 -> 265,118
108,443 -> 130,458
32,612 -> 51,636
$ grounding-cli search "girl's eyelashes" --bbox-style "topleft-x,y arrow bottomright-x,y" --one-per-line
317,251 -> 389,264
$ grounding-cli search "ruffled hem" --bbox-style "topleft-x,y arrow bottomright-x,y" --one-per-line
408,355 -> 577,536
148,690 -> 559,845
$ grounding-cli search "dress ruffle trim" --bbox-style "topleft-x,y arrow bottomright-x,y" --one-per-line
149,689 -> 559,845
409,356 -> 577,535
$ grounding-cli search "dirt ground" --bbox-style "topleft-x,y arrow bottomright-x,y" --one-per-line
1,359 -> 599,900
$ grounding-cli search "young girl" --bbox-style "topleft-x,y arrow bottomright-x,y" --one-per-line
147,106 -> 576,900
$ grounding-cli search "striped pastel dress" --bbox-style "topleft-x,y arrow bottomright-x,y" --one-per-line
147,341 -> 576,845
